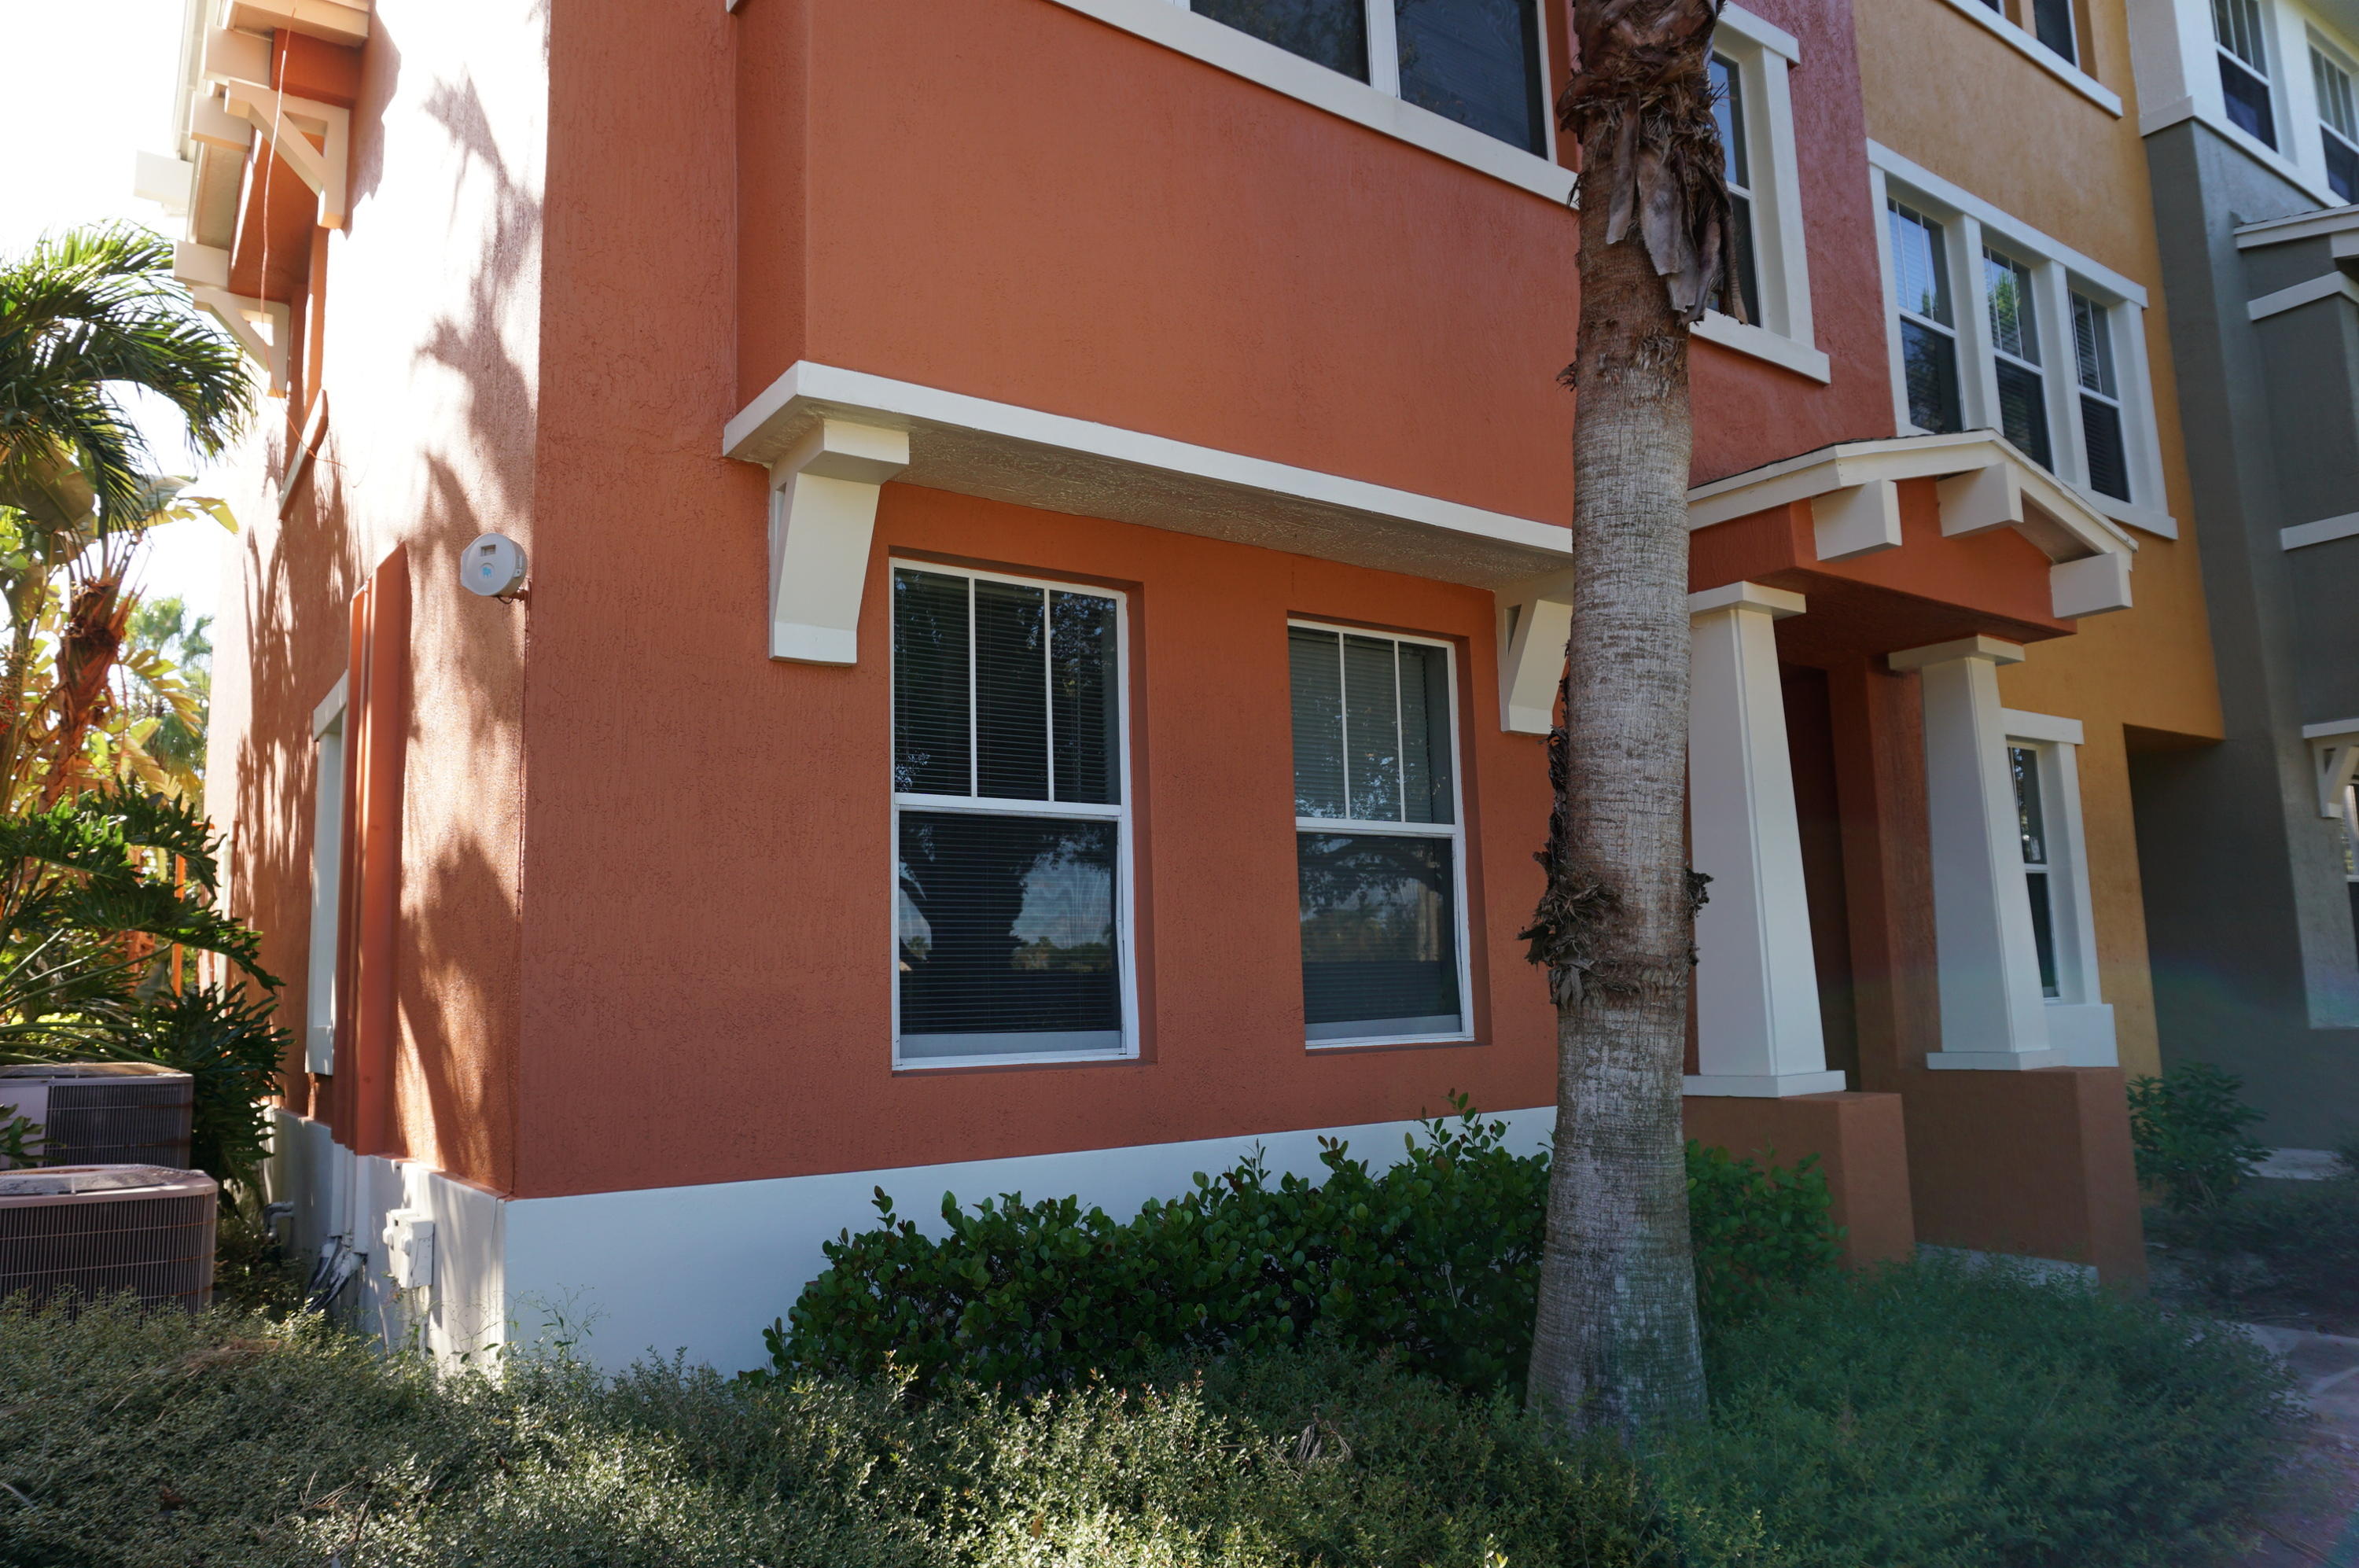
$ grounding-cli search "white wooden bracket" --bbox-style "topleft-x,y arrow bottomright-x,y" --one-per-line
2305,720 -> 2359,819
767,419 -> 910,664
221,0 -> 372,46
1494,571 -> 1575,734
174,242 -> 290,392
203,30 -> 350,228
1809,480 -> 1904,561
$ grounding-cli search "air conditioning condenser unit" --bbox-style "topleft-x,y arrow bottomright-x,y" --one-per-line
0,1062 -> 194,1169
0,1165 -> 218,1311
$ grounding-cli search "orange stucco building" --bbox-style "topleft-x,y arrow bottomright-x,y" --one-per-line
150,0 -> 2210,1367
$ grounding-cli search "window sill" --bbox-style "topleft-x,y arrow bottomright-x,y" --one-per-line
1692,311 -> 1831,381
1039,0 -> 1577,204
1930,0 -> 2122,116
1305,1032 -> 1478,1051
2089,493 -> 2178,540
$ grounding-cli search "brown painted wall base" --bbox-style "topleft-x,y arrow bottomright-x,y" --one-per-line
1682,1091 -> 1916,1267
1897,1066 -> 2147,1285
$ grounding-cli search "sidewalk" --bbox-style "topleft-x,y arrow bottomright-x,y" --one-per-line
2241,1326 -> 2359,1567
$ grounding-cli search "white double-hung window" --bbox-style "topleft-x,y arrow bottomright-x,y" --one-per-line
1693,7 -> 1823,380
891,564 -> 1135,1066
1289,623 -> 1471,1047
2217,0 -> 2280,146
304,678 -> 348,1075
1871,145 -> 2175,536
2313,41 -> 2359,199
2003,714 -> 2115,1064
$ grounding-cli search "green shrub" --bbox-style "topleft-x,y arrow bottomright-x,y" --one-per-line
2149,1172 -> 2359,1323
1653,1258 -> 2304,1568
771,1102 -> 1839,1396
2128,1062 -> 2269,1213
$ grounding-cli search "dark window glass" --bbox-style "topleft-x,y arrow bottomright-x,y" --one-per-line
1290,628 -> 1454,825
897,813 -> 1121,1058
892,569 -> 970,797
2026,870 -> 2061,997
1343,635 -> 1402,822
976,579 -> 1048,801
2011,747 -> 2060,1000
1051,591 -> 1119,806
1398,641 -> 1454,826
1297,833 -> 1463,1040
1395,0 -> 1544,153
1198,0 -> 1370,79
1290,628 -> 1348,818
2033,0 -> 2076,64
1708,56 -> 1761,323
1888,202 -> 1952,325
2081,395 -> 2130,501
2328,136 -> 2359,202
2221,57 -> 2276,145
1901,319 -> 1963,433
1995,360 -> 2052,469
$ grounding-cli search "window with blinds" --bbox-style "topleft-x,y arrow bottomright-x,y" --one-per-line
2071,293 -> 2132,503
1709,54 -> 1761,326
2315,46 -> 2359,201
1890,201 -> 1963,434
1984,247 -> 2053,469
1288,624 -> 1469,1046
892,565 -> 1130,1064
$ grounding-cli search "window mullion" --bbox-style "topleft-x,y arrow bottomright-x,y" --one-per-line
1043,594 -> 1057,804
1952,214 -> 2001,431
2033,262 -> 2088,488
1391,640 -> 1407,823
966,576 -> 979,798
1364,0 -> 1400,97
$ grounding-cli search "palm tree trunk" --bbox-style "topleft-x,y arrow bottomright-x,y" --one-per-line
1525,0 -> 1735,1444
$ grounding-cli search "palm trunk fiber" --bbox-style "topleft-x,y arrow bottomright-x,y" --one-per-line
1525,35 -> 1717,1440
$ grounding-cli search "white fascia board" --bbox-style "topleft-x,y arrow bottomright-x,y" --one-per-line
2001,707 -> 2086,745
1864,142 -> 2148,306
2247,271 -> 2359,318
724,362 -> 1571,587
2302,717 -> 2359,740
2235,204 -> 2359,248
1928,0 -> 2124,115
1691,311 -> 1831,381
1037,0 -> 1575,204
2284,511 -> 2359,549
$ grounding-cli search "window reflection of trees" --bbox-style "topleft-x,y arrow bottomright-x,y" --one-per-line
1196,0 -> 1370,79
898,816 -> 1117,985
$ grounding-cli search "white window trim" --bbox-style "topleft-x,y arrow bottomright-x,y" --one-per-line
2133,0 -> 2359,209
1930,0 -> 2123,114
1042,0 -> 1573,203
1867,142 -> 2177,540
305,674 -> 348,1076
2001,712 -> 2116,1065
889,561 -> 1140,1071
1289,618 -> 1475,1050
2312,29 -> 2359,187
1692,7 -> 1827,381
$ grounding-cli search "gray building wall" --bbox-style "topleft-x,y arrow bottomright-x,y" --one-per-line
2133,119 -> 2359,1148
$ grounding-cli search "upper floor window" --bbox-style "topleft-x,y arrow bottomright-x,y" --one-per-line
1709,53 -> 1761,324
1890,201 -> 1963,433
1289,623 -> 1470,1047
1983,246 -> 2053,469
1689,9 -> 1822,378
2071,292 -> 2132,501
2313,43 -> 2359,199
2216,0 -> 2280,146
1981,0 -> 2081,64
891,564 -> 1134,1066
1191,0 -> 1548,154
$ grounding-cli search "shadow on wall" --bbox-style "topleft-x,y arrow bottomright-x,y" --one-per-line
233,15 -> 549,1197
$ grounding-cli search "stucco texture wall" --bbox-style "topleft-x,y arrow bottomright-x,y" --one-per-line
212,0 -> 545,1193
1855,0 -> 2225,1080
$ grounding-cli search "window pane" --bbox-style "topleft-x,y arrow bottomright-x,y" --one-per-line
1051,591 -> 1120,805
1996,361 -> 2052,468
1719,193 -> 1761,325
1290,628 -> 1347,819
1198,0 -> 1370,79
2032,0 -> 2076,63
2221,57 -> 2276,145
2315,47 -> 2359,138
2081,393 -> 2130,501
1711,55 -> 1748,189
2328,135 -> 2359,203
2026,869 -> 2061,998
1888,202 -> 1952,326
1297,832 -> 1463,1040
974,579 -> 1048,801
1395,0 -> 1544,154
1344,635 -> 1404,822
2213,0 -> 2267,72
2070,293 -> 2117,396
1984,250 -> 2039,364
2011,746 -> 2048,867
1399,641 -> 1454,825
1901,319 -> 1963,433
892,569 -> 971,797
897,812 -> 1121,1058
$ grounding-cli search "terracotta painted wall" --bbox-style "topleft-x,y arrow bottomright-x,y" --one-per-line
211,0 -> 547,1194
1855,0 -> 2225,1080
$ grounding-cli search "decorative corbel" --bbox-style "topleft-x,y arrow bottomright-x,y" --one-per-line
1809,480 -> 1903,561
1494,570 -> 1575,734
767,419 -> 910,664
203,30 -> 351,228
2306,720 -> 2359,819
174,243 -> 289,393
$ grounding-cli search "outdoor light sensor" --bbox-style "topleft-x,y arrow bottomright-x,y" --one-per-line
462,533 -> 528,600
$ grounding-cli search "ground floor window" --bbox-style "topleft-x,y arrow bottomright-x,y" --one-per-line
890,563 -> 1132,1066
2011,743 -> 2063,997
2340,780 -> 2359,963
1288,622 -> 1471,1045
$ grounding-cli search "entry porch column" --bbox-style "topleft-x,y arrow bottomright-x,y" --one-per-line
1889,636 -> 2058,1069
1686,583 -> 1847,1097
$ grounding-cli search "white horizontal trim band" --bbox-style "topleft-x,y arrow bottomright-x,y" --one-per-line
2284,513 -> 2359,550
2001,708 -> 2085,745
2247,272 -> 2359,320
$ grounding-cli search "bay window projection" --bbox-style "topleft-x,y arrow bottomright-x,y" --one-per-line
1191,0 -> 1548,153
892,565 -> 1132,1065
1889,201 -> 1963,434
1710,53 -> 1761,325
2071,293 -> 2131,502
1983,247 -> 2053,469
2314,46 -> 2359,201
2216,0 -> 2277,146
1289,624 -> 1470,1045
